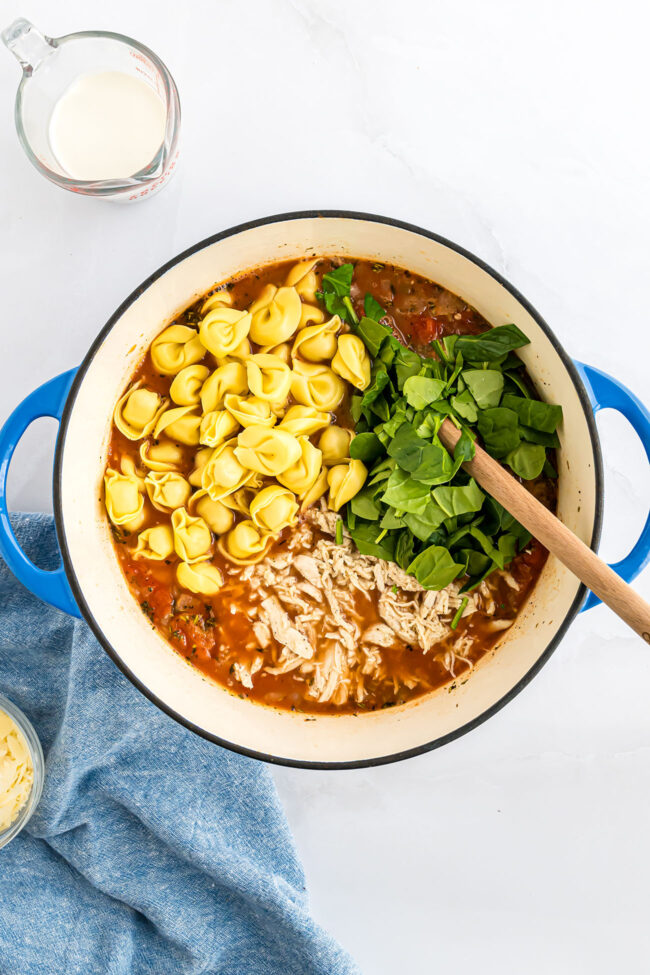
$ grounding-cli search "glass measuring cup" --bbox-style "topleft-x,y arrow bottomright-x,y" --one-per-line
2,19 -> 181,202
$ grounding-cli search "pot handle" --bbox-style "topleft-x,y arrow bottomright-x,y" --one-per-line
0,369 -> 82,617
574,361 -> 650,610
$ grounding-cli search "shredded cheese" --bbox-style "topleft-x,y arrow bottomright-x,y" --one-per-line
0,710 -> 33,833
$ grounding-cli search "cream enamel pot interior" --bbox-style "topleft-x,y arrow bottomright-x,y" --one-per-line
2,212 -> 650,769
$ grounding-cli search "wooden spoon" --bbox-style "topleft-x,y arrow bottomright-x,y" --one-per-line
438,418 -> 650,642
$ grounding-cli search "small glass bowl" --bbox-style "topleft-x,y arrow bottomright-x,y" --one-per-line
0,693 -> 44,850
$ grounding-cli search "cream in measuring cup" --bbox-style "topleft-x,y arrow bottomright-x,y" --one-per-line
49,71 -> 167,181
2,19 -> 180,201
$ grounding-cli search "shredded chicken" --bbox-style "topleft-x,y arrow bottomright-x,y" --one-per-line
220,501 -> 510,704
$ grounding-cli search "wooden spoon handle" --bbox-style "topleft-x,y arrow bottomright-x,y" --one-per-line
439,418 -> 650,642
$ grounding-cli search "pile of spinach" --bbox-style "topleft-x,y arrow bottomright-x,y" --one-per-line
317,263 -> 563,593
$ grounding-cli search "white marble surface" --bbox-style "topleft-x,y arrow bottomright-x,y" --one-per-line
2,1 -> 650,972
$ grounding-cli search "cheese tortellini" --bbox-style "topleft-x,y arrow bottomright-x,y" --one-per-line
107,259 -> 377,590
189,491 -> 235,534
318,425 -> 354,466
199,306 -> 252,359
151,325 -> 205,375
234,426 -> 302,477
139,441 -> 185,472
218,520 -> 275,565
331,334 -> 371,390
133,524 -> 174,560
277,437 -> 323,498
171,508 -> 212,563
154,406 -> 202,446
290,361 -> 345,412
277,405 -> 331,437
291,315 -> 340,363
145,472 -> 192,512
246,354 -> 292,405
249,485 -> 298,533
285,259 -> 319,302
199,410 -> 240,448
114,383 -> 168,440
201,440 -> 253,500
104,468 -> 146,531
201,362 -> 248,413
176,560 -> 224,596
169,365 -> 210,406
224,394 -> 277,429
249,285 -> 302,346
327,460 -> 368,512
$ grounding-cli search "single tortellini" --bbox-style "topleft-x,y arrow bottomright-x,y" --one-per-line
144,471 -> 191,512
201,440 -> 254,501
199,306 -> 252,358
277,405 -> 331,437
154,406 -> 201,446
285,258 -> 319,302
199,410 -> 240,448
224,394 -> 277,429
291,315 -> 341,363
300,469 -> 329,511
218,520 -> 275,565
169,365 -> 210,406
250,485 -> 299,533
290,360 -> 345,412
139,441 -> 185,472
114,383 -> 169,440
200,290 -> 233,315
133,524 -> 174,561
104,468 -> 146,531
215,338 -> 251,366
220,487 -> 256,516
327,459 -> 368,512
201,362 -> 248,413
331,334 -> 371,391
151,325 -> 205,376
189,491 -> 235,535
249,284 -> 302,346
277,436 -> 323,498
177,560 -> 224,596
120,454 -> 146,489
259,342 -> 291,364
246,353 -> 292,405
234,425 -> 301,477
171,507 -> 213,563
189,447 -> 213,487
299,303 -> 325,328
319,425 -> 354,466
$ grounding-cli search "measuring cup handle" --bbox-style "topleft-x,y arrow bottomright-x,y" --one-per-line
2,18 -> 57,72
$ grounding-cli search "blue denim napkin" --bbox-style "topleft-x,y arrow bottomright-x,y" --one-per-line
0,514 -> 358,975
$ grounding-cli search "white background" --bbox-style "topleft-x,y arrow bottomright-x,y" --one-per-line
2,1 -> 650,972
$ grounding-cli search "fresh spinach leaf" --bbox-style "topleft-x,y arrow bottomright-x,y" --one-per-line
455,324 -> 530,361
450,389 -> 478,423
364,293 -> 386,322
501,393 -> 563,433
506,442 -> 546,480
433,478 -> 485,517
407,545 -> 464,590
355,316 -> 393,356
462,369 -> 504,409
477,407 -> 520,457
403,376 -> 447,409
350,431 -> 384,463
348,521 -> 397,560
381,468 -> 432,513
